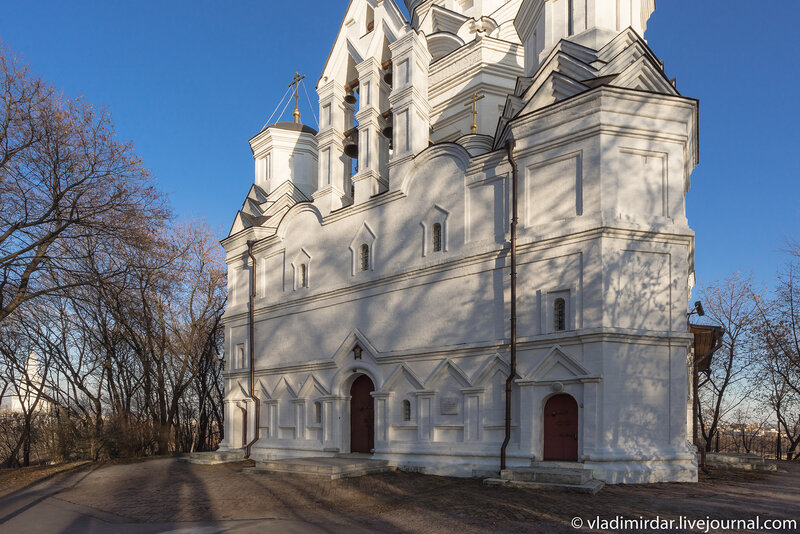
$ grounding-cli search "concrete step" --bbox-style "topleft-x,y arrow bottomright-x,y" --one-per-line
250,456 -> 395,480
181,450 -> 246,465
530,460 -> 585,469
706,453 -> 775,471
501,467 -> 591,485
485,477 -> 604,495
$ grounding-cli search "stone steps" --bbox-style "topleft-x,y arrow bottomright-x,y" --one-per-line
180,450 -> 246,465
706,453 -> 778,472
501,466 -> 592,485
249,456 -> 396,480
486,462 -> 603,494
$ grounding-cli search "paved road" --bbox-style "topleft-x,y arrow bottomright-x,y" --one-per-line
0,467 -> 371,534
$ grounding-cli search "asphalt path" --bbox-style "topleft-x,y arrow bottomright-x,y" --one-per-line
0,466 -> 371,534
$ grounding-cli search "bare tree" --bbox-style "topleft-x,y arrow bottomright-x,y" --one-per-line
696,273 -> 760,452
752,242 -> 800,460
0,45 -> 168,324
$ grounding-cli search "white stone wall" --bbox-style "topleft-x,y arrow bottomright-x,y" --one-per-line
220,0 -> 698,483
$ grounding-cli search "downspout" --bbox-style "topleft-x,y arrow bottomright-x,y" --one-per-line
244,240 -> 261,459
501,139 -> 518,471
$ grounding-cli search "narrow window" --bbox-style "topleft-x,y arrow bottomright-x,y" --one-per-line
236,344 -> 245,369
432,223 -> 442,252
314,401 -> 322,424
299,264 -> 307,288
402,400 -> 411,421
554,298 -> 566,331
360,244 -> 369,272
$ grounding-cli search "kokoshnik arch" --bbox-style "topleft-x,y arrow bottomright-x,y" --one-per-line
219,0 -> 700,484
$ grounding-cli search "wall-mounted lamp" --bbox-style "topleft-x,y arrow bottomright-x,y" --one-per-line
353,345 -> 362,360
687,301 -> 705,318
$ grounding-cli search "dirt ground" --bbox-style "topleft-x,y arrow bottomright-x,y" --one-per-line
11,459 -> 800,533
0,461 -> 89,498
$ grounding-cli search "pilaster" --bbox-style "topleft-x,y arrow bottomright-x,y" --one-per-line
372,391 -> 392,445
354,58 -> 389,204
389,31 -> 432,184
414,390 -> 436,442
314,80 -> 352,216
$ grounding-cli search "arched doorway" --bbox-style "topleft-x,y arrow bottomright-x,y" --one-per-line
543,394 -> 579,461
350,375 -> 375,453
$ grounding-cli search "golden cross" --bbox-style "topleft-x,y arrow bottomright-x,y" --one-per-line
289,72 -> 306,124
463,91 -> 485,134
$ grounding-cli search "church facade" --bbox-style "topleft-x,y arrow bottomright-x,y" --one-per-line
219,0 -> 700,484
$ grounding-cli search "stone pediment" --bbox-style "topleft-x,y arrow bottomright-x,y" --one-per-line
526,346 -> 596,383
297,374 -> 330,398
271,376 -> 297,399
383,363 -> 425,391
255,378 -> 271,401
246,184 -> 269,204
229,210 -> 269,237
242,198 -> 263,218
426,359 -> 472,388
472,354 -> 510,385
268,180 -> 311,204
523,50 -> 597,101
530,40 -> 597,83
520,72 -> 589,114
596,28 -> 650,64
227,380 -> 251,401
331,328 -> 380,367
610,55 -> 678,96
228,181 -> 312,237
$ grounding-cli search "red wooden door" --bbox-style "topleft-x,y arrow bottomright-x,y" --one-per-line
543,394 -> 579,461
350,375 -> 375,453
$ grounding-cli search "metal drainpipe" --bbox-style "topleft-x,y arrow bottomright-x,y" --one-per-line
501,139 -> 518,471
244,240 -> 261,459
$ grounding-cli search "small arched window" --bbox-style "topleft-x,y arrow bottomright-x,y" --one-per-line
432,223 -> 442,252
299,264 -> 307,288
360,244 -> 369,272
402,399 -> 411,421
554,298 -> 566,331
313,401 -> 322,424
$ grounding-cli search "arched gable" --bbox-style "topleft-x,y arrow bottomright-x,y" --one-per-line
400,142 -> 472,194
276,203 -> 324,241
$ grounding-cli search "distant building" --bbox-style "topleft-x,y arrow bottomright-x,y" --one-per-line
0,353 -> 46,414
220,0 -> 699,484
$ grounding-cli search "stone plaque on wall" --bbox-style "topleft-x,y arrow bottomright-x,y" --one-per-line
440,397 -> 459,415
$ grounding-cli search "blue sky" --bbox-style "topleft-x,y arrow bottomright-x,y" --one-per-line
2,1 -> 798,291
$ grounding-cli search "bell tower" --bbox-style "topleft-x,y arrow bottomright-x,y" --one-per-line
515,0 -> 656,75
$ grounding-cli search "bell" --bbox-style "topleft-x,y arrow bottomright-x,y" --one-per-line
383,68 -> 392,86
344,88 -> 357,105
381,124 -> 393,140
343,134 -> 359,159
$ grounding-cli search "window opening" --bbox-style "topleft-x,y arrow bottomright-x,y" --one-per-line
554,298 -> 566,331
402,400 -> 411,421
360,244 -> 369,272
432,223 -> 442,252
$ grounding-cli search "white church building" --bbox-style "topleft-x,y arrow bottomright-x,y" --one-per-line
219,0 -> 699,484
